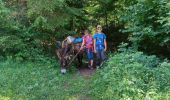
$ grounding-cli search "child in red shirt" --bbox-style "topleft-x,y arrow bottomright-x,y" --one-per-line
80,30 -> 94,69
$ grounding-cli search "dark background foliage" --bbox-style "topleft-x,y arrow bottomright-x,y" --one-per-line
0,0 -> 170,59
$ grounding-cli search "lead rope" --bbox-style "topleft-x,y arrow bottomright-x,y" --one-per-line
67,49 -> 81,67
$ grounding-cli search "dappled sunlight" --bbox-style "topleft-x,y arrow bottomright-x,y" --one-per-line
68,96 -> 78,100
0,95 -> 10,100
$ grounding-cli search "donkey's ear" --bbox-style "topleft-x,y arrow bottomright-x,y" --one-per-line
56,41 -> 62,49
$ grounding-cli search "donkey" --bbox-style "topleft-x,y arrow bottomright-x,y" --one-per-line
55,41 -> 84,74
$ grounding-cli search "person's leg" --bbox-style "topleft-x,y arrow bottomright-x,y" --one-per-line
86,49 -> 91,68
96,50 -> 101,66
89,48 -> 94,69
99,50 -> 103,66
101,50 -> 107,61
90,60 -> 93,67
100,50 -> 107,67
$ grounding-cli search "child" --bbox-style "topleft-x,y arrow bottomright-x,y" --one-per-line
93,25 -> 107,68
80,29 -> 94,69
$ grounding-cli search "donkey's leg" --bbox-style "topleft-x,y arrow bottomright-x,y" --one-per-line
77,53 -> 83,67
77,54 -> 80,67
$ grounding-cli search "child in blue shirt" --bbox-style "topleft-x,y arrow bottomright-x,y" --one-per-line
93,25 -> 107,67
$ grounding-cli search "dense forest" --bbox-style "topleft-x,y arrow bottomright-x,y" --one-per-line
0,0 -> 170,99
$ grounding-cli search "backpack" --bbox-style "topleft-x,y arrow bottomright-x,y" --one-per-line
84,34 -> 93,51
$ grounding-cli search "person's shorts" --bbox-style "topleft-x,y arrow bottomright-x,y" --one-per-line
86,48 -> 93,61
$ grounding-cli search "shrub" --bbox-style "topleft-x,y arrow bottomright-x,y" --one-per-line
91,51 -> 170,99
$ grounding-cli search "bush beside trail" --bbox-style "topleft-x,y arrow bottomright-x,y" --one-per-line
91,51 -> 170,100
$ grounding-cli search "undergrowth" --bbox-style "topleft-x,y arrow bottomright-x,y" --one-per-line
91,51 -> 170,100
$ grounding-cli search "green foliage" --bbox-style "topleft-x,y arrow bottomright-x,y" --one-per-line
0,35 -> 25,55
0,0 -> 25,58
0,59 -> 93,100
0,0 -> 20,29
28,0 -> 66,31
1,0 -> 170,99
0,0 -> 89,59
119,0 -> 170,56
1,0 -> 170,59
27,0 -> 87,34
91,51 -> 170,99
0,0 -> 10,26
86,0 -> 170,57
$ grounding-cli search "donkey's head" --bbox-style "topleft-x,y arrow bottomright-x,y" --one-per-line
56,46 -> 73,74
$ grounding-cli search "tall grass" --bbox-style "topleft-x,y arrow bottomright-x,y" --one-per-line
0,59 -> 92,100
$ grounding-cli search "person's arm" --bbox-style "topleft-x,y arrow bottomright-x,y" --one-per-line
94,39 -> 97,53
80,39 -> 85,50
103,34 -> 107,51
104,39 -> 107,51
93,34 -> 97,53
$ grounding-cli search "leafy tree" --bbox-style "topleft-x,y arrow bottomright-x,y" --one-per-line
118,0 -> 170,57
0,0 -> 24,57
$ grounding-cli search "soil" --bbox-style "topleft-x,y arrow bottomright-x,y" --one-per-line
77,63 -> 96,78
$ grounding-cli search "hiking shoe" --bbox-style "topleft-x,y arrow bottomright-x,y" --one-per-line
90,66 -> 94,70
96,65 -> 100,69
88,65 -> 93,70
100,62 -> 104,67
88,65 -> 91,68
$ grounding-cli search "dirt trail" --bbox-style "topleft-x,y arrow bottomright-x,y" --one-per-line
77,63 -> 96,78
78,67 -> 96,77
77,64 -> 95,100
